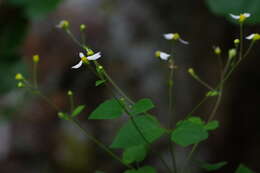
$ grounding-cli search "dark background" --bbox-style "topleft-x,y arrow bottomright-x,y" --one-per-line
0,0 -> 260,172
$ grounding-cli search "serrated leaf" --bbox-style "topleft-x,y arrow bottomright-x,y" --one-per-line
123,145 -> 147,164
124,166 -> 156,173
235,164 -> 255,173
198,161 -> 227,171
72,105 -> 85,117
205,0 -> 260,24
131,98 -> 154,115
95,80 -> 106,86
89,99 -> 124,119
205,120 -> 219,131
111,115 -> 165,149
171,120 -> 208,147
206,91 -> 220,97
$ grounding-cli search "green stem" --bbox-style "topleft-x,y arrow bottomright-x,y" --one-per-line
239,23 -> 243,61
27,87 -> 132,169
180,143 -> 198,173
71,119 -> 133,169
33,63 -> 38,88
69,94 -> 74,114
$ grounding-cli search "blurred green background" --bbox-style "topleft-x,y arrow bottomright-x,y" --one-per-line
0,0 -> 260,172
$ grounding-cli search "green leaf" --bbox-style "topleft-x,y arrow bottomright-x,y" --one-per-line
111,115 -> 165,149
171,120 -> 208,147
235,164 -> 255,173
205,0 -> 260,24
124,166 -> 156,173
8,0 -> 63,18
123,145 -> 147,164
89,99 -> 124,119
187,116 -> 204,125
95,80 -> 106,86
131,98 -> 154,115
199,161 -> 227,171
206,91 -> 220,97
205,120 -> 219,131
72,105 -> 85,117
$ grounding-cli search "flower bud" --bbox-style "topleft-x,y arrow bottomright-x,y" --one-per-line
67,90 -> 73,96
228,48 -> 237,59
15,73 -> 24,80
17,82 -> 25,88
214,46 -> 221,55
33,54 -> 40,63
80,24 -> 86,31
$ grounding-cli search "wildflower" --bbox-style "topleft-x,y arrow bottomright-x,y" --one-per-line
246,33 -> 260,41
155,51 -> 170,61
163,33 -> 189,45
230,13 -> 250,23
15,73 -> 24,80
72,52 -> 101,69
33,54 -> 40,63
57,20 -> 69,29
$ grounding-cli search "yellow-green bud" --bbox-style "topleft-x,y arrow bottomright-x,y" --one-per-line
33,54 -> 40,63
67,90 -> 73,96
57,20 -> 69,29
155,51 -> 161,58
234,39 -> 240,45
15,73 -> 24,80
228,48 -> 237,59
17,82 -> 24,88
80,24 -> 86,31
214,46 -> 221,55
188,68 -> 195,76
98,66 -> 103,70
172,33 -> 180,40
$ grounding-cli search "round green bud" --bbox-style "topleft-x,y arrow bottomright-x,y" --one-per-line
234,39 -> 240,45
80,24 -> 86,31
228,48 -> 237,59
214,46 -> 221,55
17,82 -> 24,88
15,73 -> 24,80
33,54 -> 40,63
67,90 -> 73,96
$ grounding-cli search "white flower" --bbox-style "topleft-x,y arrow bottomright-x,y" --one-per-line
72,52 -> 101,69
155,51 -> 170,61
163,33 -> 189,45
230,13 -> 250,23
246,33 -> 260,41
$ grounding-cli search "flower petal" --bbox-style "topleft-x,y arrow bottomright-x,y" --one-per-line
71,60 -> 83,69
246,34 -> 255,40
244,13 -> 251,18
87,52 -> 101,60
79,52 -> 85,58
164,33 -> 174,40
179,38 -> 189,45
230,14 -> 240,19
160,52 -> 170,60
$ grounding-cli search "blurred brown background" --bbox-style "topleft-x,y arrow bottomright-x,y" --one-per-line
0,0 -> 260,172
